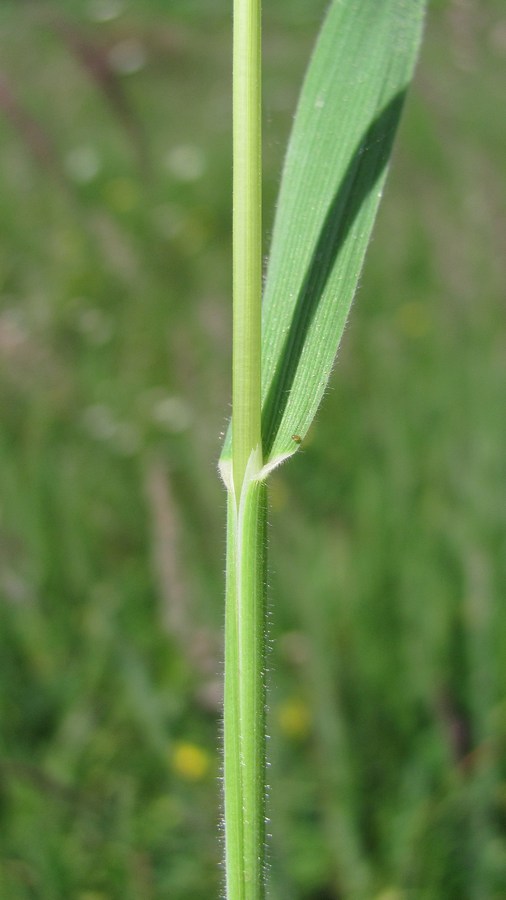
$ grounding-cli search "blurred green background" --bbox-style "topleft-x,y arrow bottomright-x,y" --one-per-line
0,1 -> 505,897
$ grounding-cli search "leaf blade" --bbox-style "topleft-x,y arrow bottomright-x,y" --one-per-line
261,0 -> 426,462
221,0 -> 426,468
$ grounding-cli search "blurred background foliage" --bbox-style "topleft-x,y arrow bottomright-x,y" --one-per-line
0,0 -> 505,897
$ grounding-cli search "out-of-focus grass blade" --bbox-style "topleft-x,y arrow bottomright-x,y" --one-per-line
221,0 -> 426,471
52,17 -> 149,176
0,71 -> 65,182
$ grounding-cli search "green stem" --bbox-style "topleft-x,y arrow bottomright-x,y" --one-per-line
232,0 -> 262,491
224,476 -> 266,899
224,0 -> 264,896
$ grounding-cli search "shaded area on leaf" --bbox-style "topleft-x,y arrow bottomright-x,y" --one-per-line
262,91 -> 406,458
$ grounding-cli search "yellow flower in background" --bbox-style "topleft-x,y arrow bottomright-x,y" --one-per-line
277,698 -> 311,740
171,741 -> 210,781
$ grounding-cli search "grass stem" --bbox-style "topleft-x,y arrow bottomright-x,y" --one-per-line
224,0 -> 265,896
232,0 -> 262,491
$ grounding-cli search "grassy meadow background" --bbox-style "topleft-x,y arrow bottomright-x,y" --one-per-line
0,0 -> 505,897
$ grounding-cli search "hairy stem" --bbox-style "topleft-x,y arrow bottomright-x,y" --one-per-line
224,473 -> 266,899
224,0 -> 264,896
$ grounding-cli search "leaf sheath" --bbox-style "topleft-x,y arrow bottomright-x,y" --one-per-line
224,473 -> 267,899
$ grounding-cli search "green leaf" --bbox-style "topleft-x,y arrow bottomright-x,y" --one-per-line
221,0 -> 426,473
